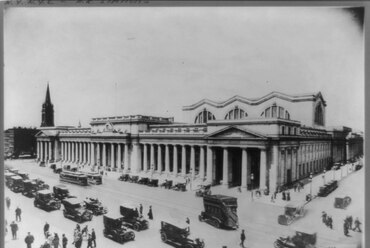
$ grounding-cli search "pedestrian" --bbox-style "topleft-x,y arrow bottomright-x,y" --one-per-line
353,218 -> 362,232
139,204 -> 143,216
73,230 -> 82,248
186,217 -> 190,232
147,205 -> 153,220
343,220 -> 349,236
240,229 -> 246,248
91,228 -> 96,247
52,233 -> 60,248
62,234 -> 68,248
15,206 -> 22,222
270,194 -> 275,203
44,222 -> 50,238
25,232 -> 35,248
273,191 -> 277,199
321,211 -> 327,224
6,197 -> 11,210
282,191 -> 286,201
10,221 -> 18,239
47,232 -> 54,246
327,216 -> 333,229
347,216 -> 353,230
75,224 -> 80,232
87,234 -> 93,248
286,191 -> 290,201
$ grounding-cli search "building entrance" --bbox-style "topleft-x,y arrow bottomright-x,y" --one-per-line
229,148 -> 242,187
249,148 -> 260,190
214,147 -> 223,184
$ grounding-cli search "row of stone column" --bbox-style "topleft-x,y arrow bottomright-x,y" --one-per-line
37,141 -> 56,162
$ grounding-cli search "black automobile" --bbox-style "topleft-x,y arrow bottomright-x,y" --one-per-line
5,172 -> 16,187
62,198 -> 93,223
53,184 -> 76,200
84,198 -> 108,215
33,178 -> 50,190
128,175 -> 139,183
172,182 -> 187,192
119,204 -> 149,231
317,180 -> 338,197
160,221 -> 205,248
7,175 -> 25,193
334,196 -> 352,209
34,189 -> 61,211
160,180 -> 173,189
147,179 -> 159,187
195,184 -> 212,197
103,213 -> 135,244
17,171 -> 29,180
118,174 -> 130,181
137,177 -> 149,185
22,180 -> 39,198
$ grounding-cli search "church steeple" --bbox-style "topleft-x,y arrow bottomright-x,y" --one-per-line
41,83 -> 55,127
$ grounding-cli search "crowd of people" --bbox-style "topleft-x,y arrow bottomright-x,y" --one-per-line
321,211 -> 362,237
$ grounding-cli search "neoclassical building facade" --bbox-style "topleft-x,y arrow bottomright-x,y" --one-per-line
35,91 -> 363,193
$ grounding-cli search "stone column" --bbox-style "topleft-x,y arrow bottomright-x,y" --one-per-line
48,141 -> 52,161
259,148 -> 267,189
346,141 -> 350,162
130,143 -> 141,173
173,145 -> 178,175
40,142 -> 44,161
165,145 -> 170,173
111,143 -> 115,168
36,141 -> 40,160
269,145 -> 279,193
241,148 -> 248,188
190,145 -> 195,179
292,148 -> 297,181
117,144 -> 122,170
102,143 -> 106,167
54,140 -> 59,162
142,144 -> 147,172
124,144 -> 129,171
67,142 -> 71,162
222,147 -> 229,186
157,145 -> 162,172
90,143 -> 95,166
181,145 -> 186,176
199,146 -> 205,179
73,142 -> 76,163
79,142 -> 82,164
206,146 -> 213,183
150,144 -> 155,170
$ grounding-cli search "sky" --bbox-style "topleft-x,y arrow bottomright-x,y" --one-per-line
4,6 -> 364,131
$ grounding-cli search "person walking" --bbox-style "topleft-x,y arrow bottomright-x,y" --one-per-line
25,232 -> 35,248
286,191 -> 291,201
139,204 -> 143,216
347,216 -> 353,230
327,216 -> 333,229
353,218 -> 362,232
62,234 -> 68,248
87,234 -> 93,248
282,191 -> 286,201
10,221 -> 18,239
6,197 -> 11,210
186,217 -> 190,232
44,222 -> 50,238
135,208 -> 140,218
91,228 -> 96,248
343,220 -> 349,236
240,229 -> 246,248
52,233 -> 60,248
15,206 -> 22,222
147,206 -> 153,220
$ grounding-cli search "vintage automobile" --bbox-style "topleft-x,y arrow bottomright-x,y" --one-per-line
172,182 -> 187,192
17,171 -> 29,180
195,184 -> 212,197
334,196 -> 352,209
137,177 -> 150,185
128,175 -> 139,183
8,175 -> 25,193
39,161 -> 46,167
5,172 -> 16,187
84,197 -> 108,215
118,174 -> 130,181
33,178 -> 50,190
53,184 -> 76,200
160,180 -> 173,189
278,202 -> 306,225
22,180 -> 39,198
62,198 -> 93,223
199,194 -> 238,229
103,213 -> 135,243
274,229 -> 317,248
119,204 -> 149,231
34,189 -> 61,211
147,179 -> 159,187
50,163 -> 57,170
160,221 -> 205,248
317,180 -> 338,197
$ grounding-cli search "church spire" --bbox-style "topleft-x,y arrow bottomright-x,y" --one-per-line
41,83 -> 55,127
45,82 -> 51,103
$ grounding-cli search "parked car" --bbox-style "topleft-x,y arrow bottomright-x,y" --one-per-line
195,184 -> 212,197
62,198 -> 93,223
118,174 -> 130,181
119,204 -> 149,231
128,175 -> 139,183
137,177 -> 149,185
172,182 -> 187,192
334,196 -> 351,209
318,180 -> 338,197
5,172 -> 16,187
7,175 -> 25,193
147,179 -> 159,187
34,189 -> 61,211
274,229 -> 316,248
53,184 -> 76,200
84,197 -> 108,215
278,202 -> 306,225
160,180 -> 173,189
160,221 -> 205,248
103,213 -> 135,243
22,180 -> 39,198
17,171 -> 29,180
33,178 -> 50,190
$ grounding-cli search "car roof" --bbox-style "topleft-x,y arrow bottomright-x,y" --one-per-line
285,201 -> 306,208
10,175 -> 23,180
38,189 -> 53,194
104,213 -> 123,220
120,203 -> 137,209
63,198 -> 82,205
54,184 -> 68,189
5,172 -> 16,176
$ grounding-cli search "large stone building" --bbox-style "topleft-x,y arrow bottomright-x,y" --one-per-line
35,90 -> 363,192
4,127 -> 39,158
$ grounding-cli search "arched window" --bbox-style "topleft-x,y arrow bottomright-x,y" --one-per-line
224,106 -> 247,120
261,104 -> 291,120
194,108 -> 216,124
314,104 -> 324,125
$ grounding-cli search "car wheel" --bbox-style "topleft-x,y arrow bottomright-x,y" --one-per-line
160,233 -> 167,242
133,223 -> 140,231
76,216 -> 82,223
213,219 -> 220,228
33,201 -> 37,207
198,215 -> 204,222
130,232 -> 135,240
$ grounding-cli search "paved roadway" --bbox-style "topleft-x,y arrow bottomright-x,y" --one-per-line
4,159 -> 364,248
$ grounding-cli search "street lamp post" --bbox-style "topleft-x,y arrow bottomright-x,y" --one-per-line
309,173 -> 313,197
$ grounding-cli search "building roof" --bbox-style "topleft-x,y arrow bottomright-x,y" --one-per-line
183,91 -> 326,111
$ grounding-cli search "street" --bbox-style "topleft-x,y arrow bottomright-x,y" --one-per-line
4,159 -> 364,248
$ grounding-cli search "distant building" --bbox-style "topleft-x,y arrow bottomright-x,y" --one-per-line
36,91 -> 363,192
41,83 -> 54,127
4,127 -> 39,158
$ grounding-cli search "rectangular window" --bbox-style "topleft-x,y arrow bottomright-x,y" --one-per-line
279,107 -> 284,118
272,106 -> 277,118
266,108 -> 271,118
